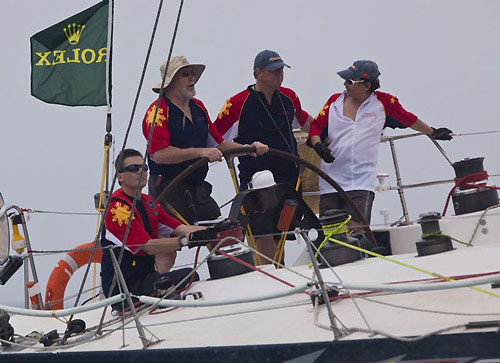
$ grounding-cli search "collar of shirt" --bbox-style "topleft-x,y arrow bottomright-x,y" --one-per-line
163,96 -> 195,117
333,91 -> 377,120
247,84 -> 281,104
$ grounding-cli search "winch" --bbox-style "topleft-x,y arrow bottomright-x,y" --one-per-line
317,209 -> 362,268
206,220 -> 255,280
415,212 -> 453,257
451,157 -> 499,215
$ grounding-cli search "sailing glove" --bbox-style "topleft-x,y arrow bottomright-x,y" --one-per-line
313,142 -> 335,163
431,127 -> 453,140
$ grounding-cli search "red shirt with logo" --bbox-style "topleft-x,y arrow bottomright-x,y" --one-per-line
143,97 -> 224,183
104,188 -> 182,256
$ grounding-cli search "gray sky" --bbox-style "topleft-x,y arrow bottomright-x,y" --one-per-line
1,0 -> 499,307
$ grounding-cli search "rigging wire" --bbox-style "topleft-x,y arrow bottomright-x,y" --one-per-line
452,130 -> 500,137
103,0 -> 187,321
77,0 -> 175,327
22,209 -> 97,216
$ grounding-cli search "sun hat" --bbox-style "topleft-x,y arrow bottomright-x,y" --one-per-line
152,55 -> 205,93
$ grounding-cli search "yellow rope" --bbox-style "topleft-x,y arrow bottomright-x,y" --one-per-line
167,204 -> 190,225
308,216 -> 351,268
224,159 -> 262,265
295,176 -> 301,192
273,233 -> 287,267
324,234 -> 500,299
240,207 -> 261,265
228,166 -> 240,193
92,143 -> 111,302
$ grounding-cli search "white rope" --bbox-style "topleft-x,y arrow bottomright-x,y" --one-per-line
138,283 -> 311,308
0,294 -> 125,317
327,274 -> 500,293
309,239 -> 375,335
347,325 -> 465,342
354,294 -> 500,317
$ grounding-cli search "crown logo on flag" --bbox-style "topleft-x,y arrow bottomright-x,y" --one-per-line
63,23 -> 86,45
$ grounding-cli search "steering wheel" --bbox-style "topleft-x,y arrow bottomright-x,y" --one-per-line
155,147 -> 377,248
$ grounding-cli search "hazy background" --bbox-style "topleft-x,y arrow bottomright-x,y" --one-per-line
1,0 -> 499,307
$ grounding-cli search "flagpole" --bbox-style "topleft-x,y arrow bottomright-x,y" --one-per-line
105,0 -> 114,191
105,0 -> 113,114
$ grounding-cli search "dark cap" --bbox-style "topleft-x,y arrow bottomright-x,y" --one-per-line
337,60 -> 381,80
254,50 -> 291,71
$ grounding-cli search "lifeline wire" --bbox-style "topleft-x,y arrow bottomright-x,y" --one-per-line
91,0 -> 174,332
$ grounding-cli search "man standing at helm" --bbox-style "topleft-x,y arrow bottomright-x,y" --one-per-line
308,60 -> 453,228
214,50 -> 313,263
143,56 -> 267,226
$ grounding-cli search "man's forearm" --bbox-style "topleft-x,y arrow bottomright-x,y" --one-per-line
410,119 -> 433,136
217,139 -> 241,151
300,114 -> 313,133
152,146 -> 200,164
142,237 -> 181,255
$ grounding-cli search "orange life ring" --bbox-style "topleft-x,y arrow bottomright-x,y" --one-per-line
45,242 -> 102,310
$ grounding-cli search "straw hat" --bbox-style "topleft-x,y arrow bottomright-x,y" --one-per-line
152,55 -> 205,93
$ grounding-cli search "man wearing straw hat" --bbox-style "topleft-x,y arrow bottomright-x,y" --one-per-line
143,56 -> 267,225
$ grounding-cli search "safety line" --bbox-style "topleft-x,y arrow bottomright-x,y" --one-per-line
325,235 -> 500,299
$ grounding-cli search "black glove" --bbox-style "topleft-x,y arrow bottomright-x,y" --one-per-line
313,142 -> 334,163
431,127 -> 453,140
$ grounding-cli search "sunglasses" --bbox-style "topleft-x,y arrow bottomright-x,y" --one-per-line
179,70 -> 196,78
346,79 -> 366,85
119,164 -> 148,173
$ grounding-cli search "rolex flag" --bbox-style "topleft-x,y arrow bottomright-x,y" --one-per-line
30,1 -> 109,106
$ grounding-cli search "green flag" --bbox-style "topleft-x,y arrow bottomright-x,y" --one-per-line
30,1 -> 109,106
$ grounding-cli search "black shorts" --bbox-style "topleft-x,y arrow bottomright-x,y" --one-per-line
319,190 -> 375,224
149,175 -> 221,224
111,268 -> 199,311
131,267 -> 199,296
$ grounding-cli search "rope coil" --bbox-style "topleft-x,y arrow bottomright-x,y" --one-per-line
442,170 -> 500,216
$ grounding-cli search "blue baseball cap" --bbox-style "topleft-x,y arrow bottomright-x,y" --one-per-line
337,60 -> 381,80
254,50 -> 291,71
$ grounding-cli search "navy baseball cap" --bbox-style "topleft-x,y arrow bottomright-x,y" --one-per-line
337,60 -> 381,80
254,50 -> 290,71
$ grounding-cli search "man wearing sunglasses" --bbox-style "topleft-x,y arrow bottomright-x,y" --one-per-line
101,149 -> 207,302
213,50 -> 313,263
144,56 -> 267,225
307,60 -> 453,228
